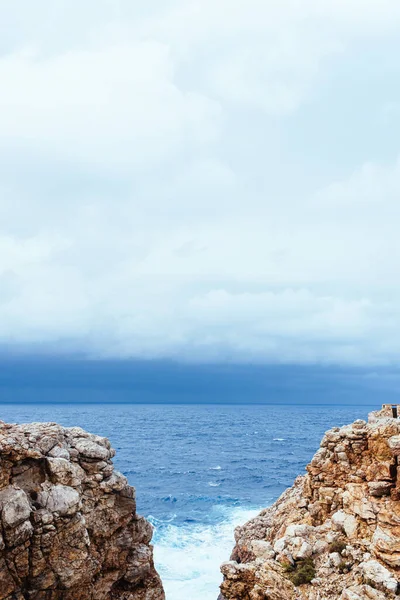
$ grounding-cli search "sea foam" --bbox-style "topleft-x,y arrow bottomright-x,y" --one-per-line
151,506 -> 259,600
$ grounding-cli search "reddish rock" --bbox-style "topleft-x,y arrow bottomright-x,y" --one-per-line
220,410 -> 400,599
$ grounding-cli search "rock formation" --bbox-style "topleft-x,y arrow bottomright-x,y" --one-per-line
0,419 -> 164,600
219,406 -> 400,599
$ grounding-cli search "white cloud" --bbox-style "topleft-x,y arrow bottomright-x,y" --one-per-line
0,42 -> 220,169
0,1 -> 400,363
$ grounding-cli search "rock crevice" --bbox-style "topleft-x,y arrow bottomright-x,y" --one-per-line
219,407 -> 400,599
0,419 -> 164,600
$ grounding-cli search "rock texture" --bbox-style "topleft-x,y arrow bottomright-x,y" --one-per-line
0,419 -> 164,600
219,407 -> 400,599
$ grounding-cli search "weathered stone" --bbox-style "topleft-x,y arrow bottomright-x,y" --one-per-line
221,559 -> 297,600
0,487 -> 31,528
387,435 -> 400,456
46,457 -> 85,487
368,481 -> 393,497
73,438 -> 110,461
342,585 -> 387,600
365,461 -> 393,482
219,410 -> 400,600
296,540 -> 312,559
4,518 -> 33,546
100,470 -> 128,492
372,524 -> 400,566
47,444 -> 70,460
0,558 -> 16,599
37,484 -> 81,516
332,510 -> 359,538
0,419 -> 164,599
360,559 -> 399,592
251,540 -> 275,559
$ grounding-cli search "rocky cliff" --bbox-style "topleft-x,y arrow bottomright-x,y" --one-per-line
0,419 -> 164,600
219,406 -> 400,600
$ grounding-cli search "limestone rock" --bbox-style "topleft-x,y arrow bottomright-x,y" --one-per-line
342,585 -> 387,600
37,483 -> 81,516
220,409 -> 400,599
220,559 -> 297,600
0,419 -> 164,599
359,559 -> 398,592
73,437 -> 111,461
46,457 -> 85,486
0,487 -> 31,528
332,510 -> 359,538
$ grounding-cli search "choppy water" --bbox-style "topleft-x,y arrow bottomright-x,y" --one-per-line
0,403 -> 374,599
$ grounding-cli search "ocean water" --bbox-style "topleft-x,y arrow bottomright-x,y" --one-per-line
0,403 -> 374,599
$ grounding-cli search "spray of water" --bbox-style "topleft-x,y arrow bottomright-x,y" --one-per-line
150,506 -> 259,600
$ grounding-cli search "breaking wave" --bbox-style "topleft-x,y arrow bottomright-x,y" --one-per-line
150,505 -> 259,600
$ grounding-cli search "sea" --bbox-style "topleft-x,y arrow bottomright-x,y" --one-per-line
0,403 -> 374,600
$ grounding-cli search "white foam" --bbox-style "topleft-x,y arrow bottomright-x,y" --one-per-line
209,466 -> 222,470
208,481 -> 221,487
273,438 -> 285,441
152,506 -> 259,600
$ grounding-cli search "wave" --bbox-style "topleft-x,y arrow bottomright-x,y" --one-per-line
209,465 -> 222,470
150,505 -> 259,600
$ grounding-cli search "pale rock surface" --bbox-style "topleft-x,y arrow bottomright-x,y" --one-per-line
219,409 -> 400,599
341,585 -> 387,599
0,419 -> 164,600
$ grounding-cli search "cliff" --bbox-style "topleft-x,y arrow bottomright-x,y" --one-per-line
0,419 -> 164,600
219,406 -> 400,600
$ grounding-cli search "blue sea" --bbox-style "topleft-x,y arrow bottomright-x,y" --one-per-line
0,403 -> 374,600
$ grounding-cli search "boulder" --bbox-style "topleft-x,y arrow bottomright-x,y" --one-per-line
0,487 -> 31,528
37,483 -> 81,516
359,559 -> 399,593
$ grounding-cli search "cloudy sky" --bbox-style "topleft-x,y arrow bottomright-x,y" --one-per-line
1,0 -> 400,365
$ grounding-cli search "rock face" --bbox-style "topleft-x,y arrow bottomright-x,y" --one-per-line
0,419 -> 164,600
219,407 -> 400,599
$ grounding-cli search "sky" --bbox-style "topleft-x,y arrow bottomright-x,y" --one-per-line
1,1 -> 400,365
